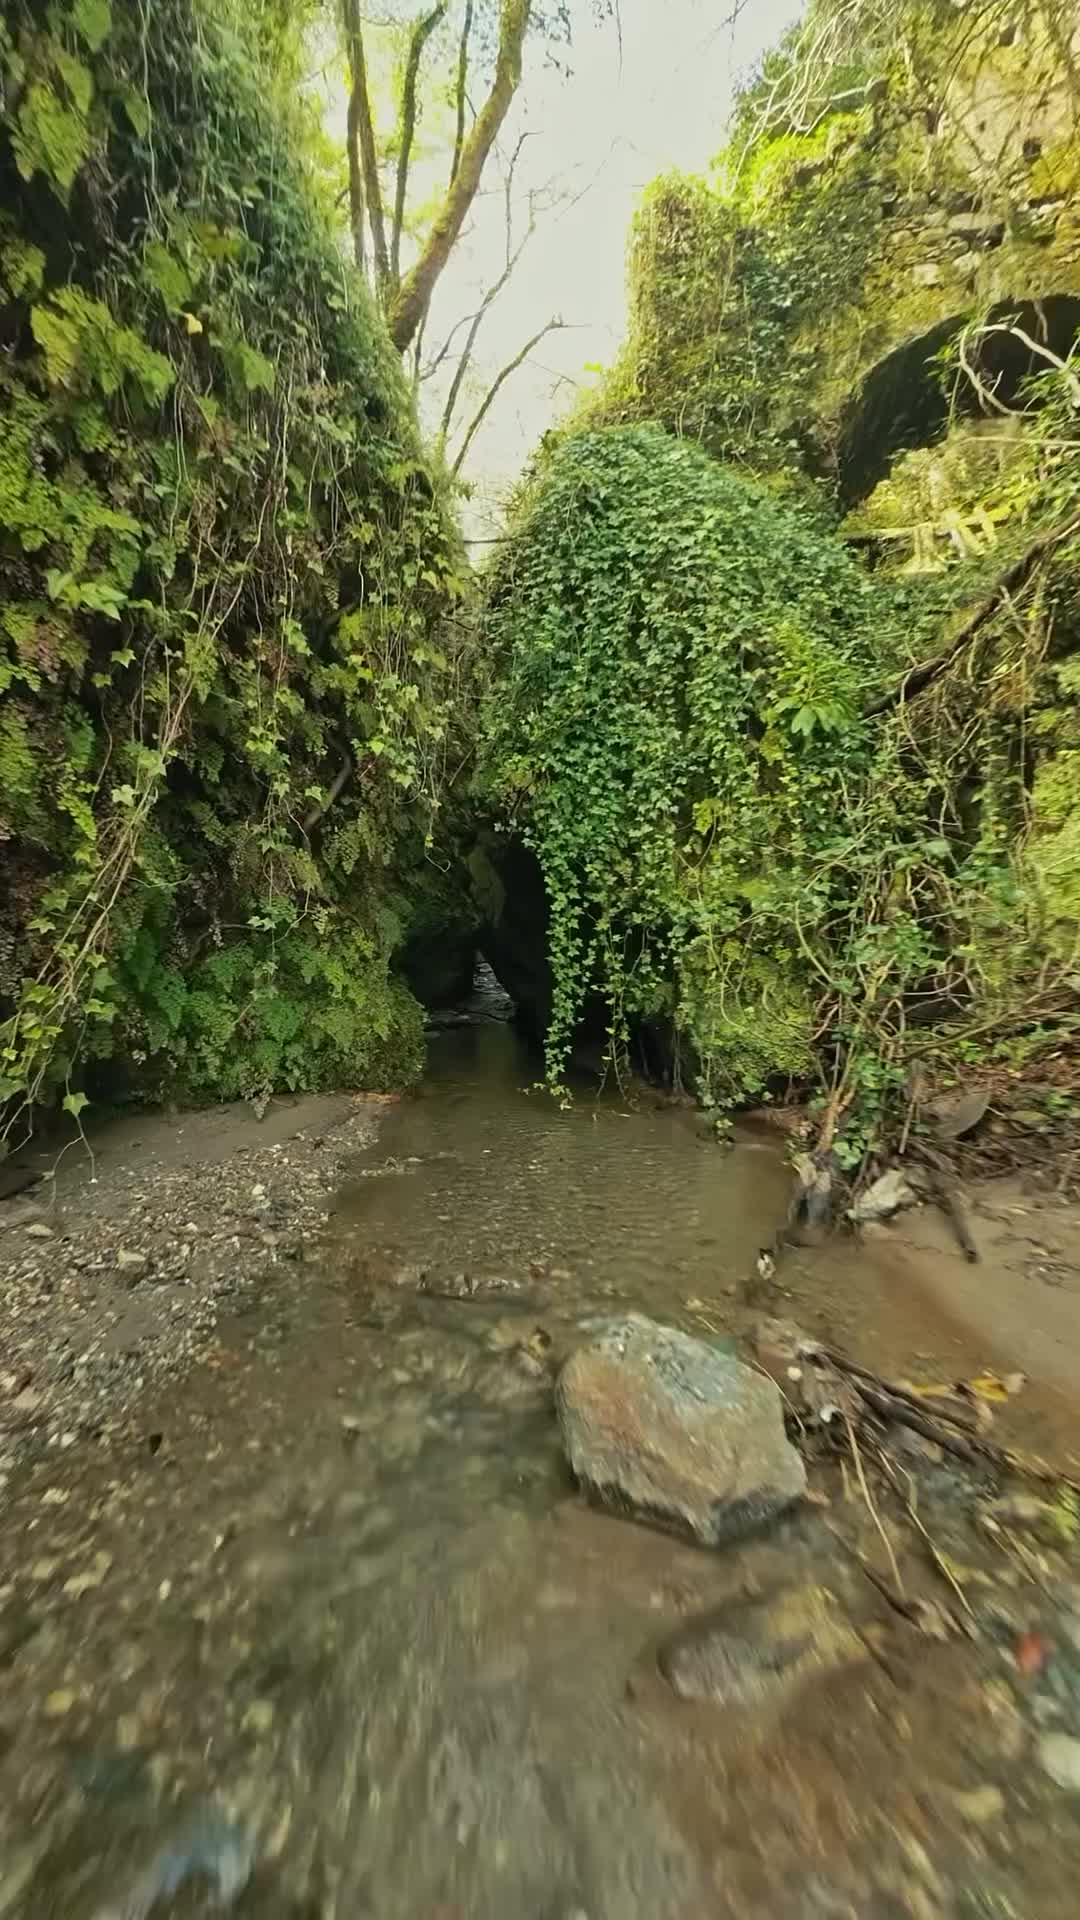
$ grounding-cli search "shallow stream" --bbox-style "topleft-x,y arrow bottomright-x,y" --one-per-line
3,1026 -> 1080,1918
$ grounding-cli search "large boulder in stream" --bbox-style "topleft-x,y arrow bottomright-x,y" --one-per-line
556,1315 -> 806,1546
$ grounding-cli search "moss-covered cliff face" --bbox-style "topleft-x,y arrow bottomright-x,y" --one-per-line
0,0 -> 472,1130
482,0 -> 1080,1144
579,0 -> 1079,501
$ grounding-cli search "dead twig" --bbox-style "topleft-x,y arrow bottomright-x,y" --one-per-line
845,1411 -> 904,1594
873,1444 -> 975,1619
864,516 -> 1080,716
820,1344 -> 1080,1495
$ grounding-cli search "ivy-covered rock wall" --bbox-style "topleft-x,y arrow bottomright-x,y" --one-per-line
0,0 -> 472,1130
577,0 -> 1080,497
483,0 -> 1080,1146
480,425 -> 883,1102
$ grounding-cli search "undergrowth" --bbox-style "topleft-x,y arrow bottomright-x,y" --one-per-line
479,426 -> 879,1103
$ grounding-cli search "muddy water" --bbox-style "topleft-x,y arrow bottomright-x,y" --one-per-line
4,1027 -> 1080,1919
337,1021 -> 792,1305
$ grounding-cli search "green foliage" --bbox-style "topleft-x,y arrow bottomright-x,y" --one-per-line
515,0 -> 1080,1148
574,151 -> 874,482
114,904 -> 424,1100
0,0 -> 473,1129
572,0 -> 1080,497
479,426 -> 877,1100
482,403 -> 1080,1130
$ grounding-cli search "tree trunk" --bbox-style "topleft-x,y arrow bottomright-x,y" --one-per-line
345,82 -> 367,274
449,0 -> 474,187
342,0 -> 390,287
391,4 -> 449,286
388,0 -> 532,353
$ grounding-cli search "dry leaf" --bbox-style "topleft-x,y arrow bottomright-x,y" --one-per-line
1014,1629 -> 1049,1677
966,1372 -> 1024,1404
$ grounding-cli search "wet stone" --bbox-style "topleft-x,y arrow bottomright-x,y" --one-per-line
657,1584 -> 868,1712
556,1314 -> 806,1545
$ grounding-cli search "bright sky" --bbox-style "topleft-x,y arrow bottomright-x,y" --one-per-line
414,0 -> 804,527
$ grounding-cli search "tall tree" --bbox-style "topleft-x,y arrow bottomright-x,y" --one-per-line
342,0 -> 533,354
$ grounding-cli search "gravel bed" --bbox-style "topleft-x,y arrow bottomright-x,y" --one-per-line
0,1094 -> 387,1500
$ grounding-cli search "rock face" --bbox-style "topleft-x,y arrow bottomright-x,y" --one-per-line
556,1315 -> 806,1546
657,1584 -> 867,1713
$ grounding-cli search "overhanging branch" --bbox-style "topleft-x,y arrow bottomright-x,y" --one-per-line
865,515 -> 1080,716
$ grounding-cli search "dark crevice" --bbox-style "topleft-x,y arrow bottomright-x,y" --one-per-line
837,292 -> 1080,504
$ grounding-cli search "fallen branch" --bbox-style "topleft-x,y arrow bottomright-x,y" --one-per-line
845,1411 -> 904,1594
872,1442 -> 975,1619
820,1344 -> 1080,1494
864,515 -> 1080,716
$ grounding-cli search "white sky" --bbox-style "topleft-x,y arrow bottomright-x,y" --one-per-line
419,0 -> 804,524
319,2 -> 805,521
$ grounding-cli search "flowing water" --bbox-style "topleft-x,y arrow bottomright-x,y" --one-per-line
4,1026 -> 1080,1918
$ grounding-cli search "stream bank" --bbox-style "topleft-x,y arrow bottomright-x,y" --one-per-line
2,1025 -> 1080,1917
0,1093 -> 390,1495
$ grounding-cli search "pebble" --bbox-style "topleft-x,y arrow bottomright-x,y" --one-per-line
63,1551 -> 113,1597
1037,1732 -> 1080,1790
948,1784 -> 1005,1824
25,1223 -> 53,1239
44,1688 -> 77,1716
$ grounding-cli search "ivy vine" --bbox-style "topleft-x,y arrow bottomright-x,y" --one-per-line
0,0 -> 473,1136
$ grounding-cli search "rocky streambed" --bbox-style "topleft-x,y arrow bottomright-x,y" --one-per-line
2,1025 -> 1080,1918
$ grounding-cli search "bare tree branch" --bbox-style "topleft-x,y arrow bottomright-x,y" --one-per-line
342,0 -> 390,286
451,317 -> 565,477
865,516 -> 1080,715
422,303 -> 484,383
391,3 -> 449,286
450,0 -> 475,187
438,135 -> 537,441
500,129 -> 534,266
388,0 -> 533,353
302,756 -> 353,833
